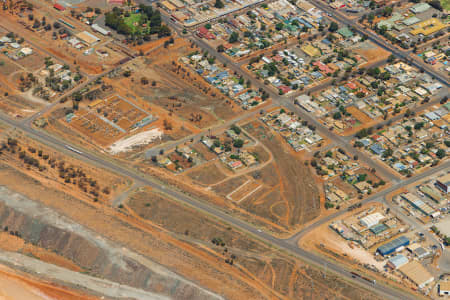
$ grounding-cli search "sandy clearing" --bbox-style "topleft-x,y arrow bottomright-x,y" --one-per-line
0,272 -> 57,300
108,128 -> 163,154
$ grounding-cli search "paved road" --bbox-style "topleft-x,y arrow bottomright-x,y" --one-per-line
0,111 -> 419,300
1,4 -> 446,299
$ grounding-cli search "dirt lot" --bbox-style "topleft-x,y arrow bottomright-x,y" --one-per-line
121,38 -> 241,126
0,133 -> 381,300
185,162 -> 227,185
347,106 -> 373,124
352,41 -> 391,67
126,187 -> 384,300
239,120 -> 321,231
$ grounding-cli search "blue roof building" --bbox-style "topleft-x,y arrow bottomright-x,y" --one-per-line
377,236 -> 410,256
370,143 -> 385,156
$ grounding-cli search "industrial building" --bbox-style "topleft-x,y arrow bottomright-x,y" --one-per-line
439,281 -> 450,296
75,31 -> 100,46
435,173 -> 450,193
91,24 -> 111,36
360,212 -> 385,228
399,261 -> 434,289
387,255 -> 408,269
400,193 -> 439,217
377,236 -> 409,256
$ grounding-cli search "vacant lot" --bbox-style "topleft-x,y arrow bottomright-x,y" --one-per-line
347,106 -> 373,124
240,120 -> 321,230
185,162 -> 227,186
126,187 -> 383,300
123,39 -> 240,128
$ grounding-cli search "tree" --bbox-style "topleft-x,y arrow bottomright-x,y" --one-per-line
387,54 -> 396,63
436,149 -> 445,159
382,6 -> 393,17
429,0 -> 442,10
141,77 -> 149,85
231,125 -> 241,135
329,22 -> 338,32
332,111 -> 342,120
214,0 -> 224,8
354,141 -> 364,148
229,31 -> 239,43
382,147 -> 393,158
158,25 -> 171,37
233,139 -> 244,148
325,201 -> 334,209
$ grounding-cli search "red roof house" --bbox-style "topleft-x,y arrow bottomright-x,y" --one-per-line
53,3 -> 66,11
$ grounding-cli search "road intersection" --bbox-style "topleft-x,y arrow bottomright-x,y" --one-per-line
1,2 -> 448,298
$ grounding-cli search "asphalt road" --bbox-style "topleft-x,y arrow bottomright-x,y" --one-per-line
0,4 -> 446,299
0,108 -> 425,300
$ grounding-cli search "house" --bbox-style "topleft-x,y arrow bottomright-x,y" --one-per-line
19,47 -> 32,56
354,181 -> 372,193
53,3 -> 66,11
228,160 -> 243,169
370,143 -> 385,155
197,27 -> 216,40
161,0 -> 176,11
337,26 -> 353,38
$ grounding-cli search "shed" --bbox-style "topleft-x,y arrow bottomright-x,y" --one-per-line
387,255 -> 408,269
91,24 -> 110,36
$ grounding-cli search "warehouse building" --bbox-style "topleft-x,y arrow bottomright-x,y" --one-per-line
435,173 -> 450,193
399,261 -> 434,289
377,236 -> 410,256
401,192 -> 438,217
91,24 -> 110,36
439,281 -> 450,296
75,31 -> 100,46
360,212 -> 385,228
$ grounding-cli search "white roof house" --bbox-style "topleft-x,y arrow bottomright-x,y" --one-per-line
19,47 -> 33,56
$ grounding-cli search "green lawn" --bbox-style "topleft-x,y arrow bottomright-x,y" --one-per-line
124,13 -> 143,33
441,0 -> 450,10
123,13 -> 152,34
